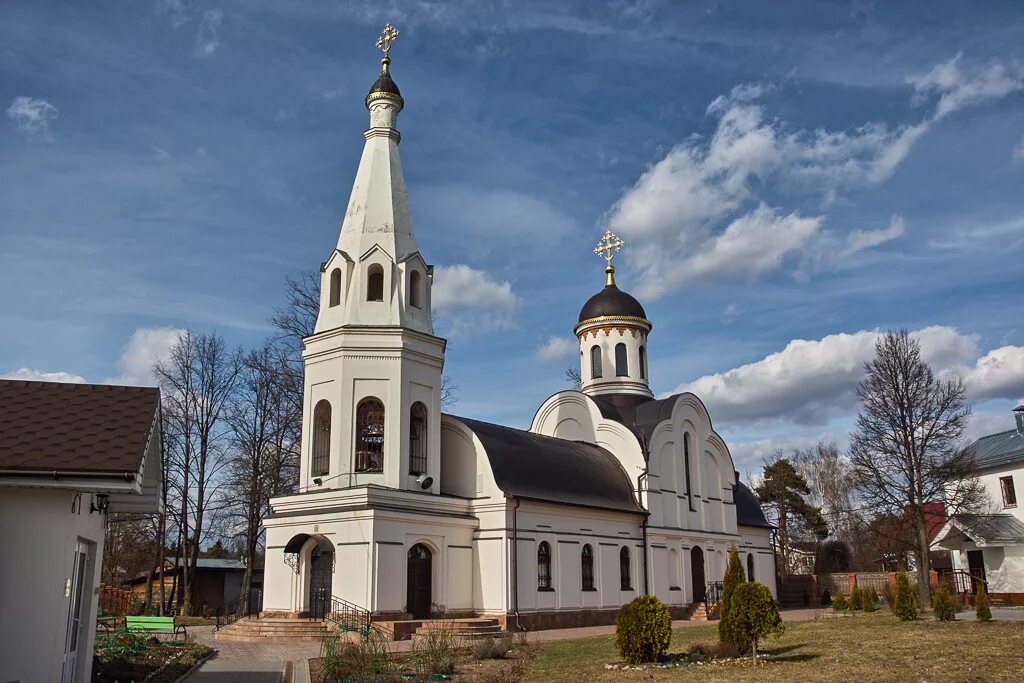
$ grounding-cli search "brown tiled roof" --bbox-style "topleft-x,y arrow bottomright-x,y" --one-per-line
0,380 -> 159,475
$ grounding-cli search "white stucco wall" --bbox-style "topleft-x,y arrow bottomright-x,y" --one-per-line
0,488 -> 106,683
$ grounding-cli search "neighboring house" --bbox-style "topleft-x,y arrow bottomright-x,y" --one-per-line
259,47 -> 777,634
0,380 -> 162,683
125,557 -> 261,615
934,406 -> 1024,604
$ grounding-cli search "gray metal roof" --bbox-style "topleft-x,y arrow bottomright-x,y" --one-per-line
949,514 -> 1024,545
968,428 -> 1024,471
451,416 -> 646,515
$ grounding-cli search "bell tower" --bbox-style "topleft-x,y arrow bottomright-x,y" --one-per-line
575,231 -> 653,398
299,24 -> 445,495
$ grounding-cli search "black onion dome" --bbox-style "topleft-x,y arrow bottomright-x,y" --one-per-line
365,66 -> 403,107
578,283 -> 647,323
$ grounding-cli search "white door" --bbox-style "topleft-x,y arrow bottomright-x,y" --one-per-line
61,541 -> 91,683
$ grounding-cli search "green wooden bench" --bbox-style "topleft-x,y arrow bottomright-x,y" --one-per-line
124,615 -> 187,640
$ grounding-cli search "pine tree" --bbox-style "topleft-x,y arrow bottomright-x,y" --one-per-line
730,583 -> 784,663
975,584 -> 992,622
893,569 -> 918,621
755,458 -> 829,574
718,544 -> 747,649
932,586 -> 954,621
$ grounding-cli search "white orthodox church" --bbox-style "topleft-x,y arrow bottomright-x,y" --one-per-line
261,31 -> 776,632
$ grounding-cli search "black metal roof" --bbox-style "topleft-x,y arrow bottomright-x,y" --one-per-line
968,427 -> 1024,471
735,482 -> 772,529
589,392 -> 679,443
450,416 -> 646,515
578,283 -> 647,323
366,69 -> 403,107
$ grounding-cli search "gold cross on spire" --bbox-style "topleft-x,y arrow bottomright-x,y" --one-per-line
376,23 -> 400,58
594,230 -> 624,286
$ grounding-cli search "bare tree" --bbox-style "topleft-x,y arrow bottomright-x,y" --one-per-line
849,330 -> 982,607
220,344 -> 302,607
792,442 -> 856,542
565,367 -> 582,391
155,330 -> 242,615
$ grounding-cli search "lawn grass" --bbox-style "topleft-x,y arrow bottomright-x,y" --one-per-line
525,611 -> 1024,682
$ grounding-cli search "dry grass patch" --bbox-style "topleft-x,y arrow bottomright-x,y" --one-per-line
525,611 -> 1024,682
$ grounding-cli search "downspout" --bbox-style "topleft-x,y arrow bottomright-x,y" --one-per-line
638,433 -> 651,596
509,496 -> 524,630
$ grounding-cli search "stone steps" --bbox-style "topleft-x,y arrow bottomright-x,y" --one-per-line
214,616 -> 329,642
413,618 -> 502,640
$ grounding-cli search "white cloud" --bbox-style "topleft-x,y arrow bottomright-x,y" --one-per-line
728,431 -> 848,472
7,96 -> 58,137
964,410 -> 1019,443
107,327 -> 184,386
1,368 -> 86,383
1013,134 -> 1024,164
909,52 -> 1024,121
195,9 -> 223,58
536,336 -> 578,362
674,325 -> 1024,428
841,215 -> 905,257
156,0 -> 189,28
432,265 -> 520,336
607,54 -> 1020,300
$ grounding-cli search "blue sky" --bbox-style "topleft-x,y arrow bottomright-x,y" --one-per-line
3,1 -> 1024,473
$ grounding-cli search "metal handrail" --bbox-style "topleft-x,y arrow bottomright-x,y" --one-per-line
946,569 -> 987,595
705,580 -> 723,616
214,588 -> 263,631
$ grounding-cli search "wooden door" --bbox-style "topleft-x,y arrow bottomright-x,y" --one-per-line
407,544 -> 432,619
690,546 -> 706,604
967,550 -> 986,594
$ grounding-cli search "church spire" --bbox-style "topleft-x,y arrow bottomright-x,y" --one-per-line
594,230 -> 624,287
313,24 -> 433,335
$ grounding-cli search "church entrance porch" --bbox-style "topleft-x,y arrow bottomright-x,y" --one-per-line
406,543 -> 432,619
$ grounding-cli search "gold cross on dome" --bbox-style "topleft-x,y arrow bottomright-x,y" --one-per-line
376,23 -> 400,58
594,230 -> 625,268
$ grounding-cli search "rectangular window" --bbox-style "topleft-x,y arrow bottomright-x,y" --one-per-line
1000,476 -> 1017,508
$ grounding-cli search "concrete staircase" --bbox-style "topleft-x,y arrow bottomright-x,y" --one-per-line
214,616 -> 328,642
688,603 -> 712,622
413,617 -> 502,640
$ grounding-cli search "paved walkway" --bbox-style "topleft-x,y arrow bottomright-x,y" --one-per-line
180,608 -> 821,681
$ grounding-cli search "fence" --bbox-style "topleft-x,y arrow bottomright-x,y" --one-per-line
778,570 -> 933,607
98,584 -> 133,615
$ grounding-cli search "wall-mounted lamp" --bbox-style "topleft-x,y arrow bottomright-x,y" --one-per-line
415,474 -> 433,490
90,493 -> 109,515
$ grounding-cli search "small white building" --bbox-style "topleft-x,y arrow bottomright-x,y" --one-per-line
934,406 -> 1024,605
260,39 -> 776,632
0,380 -> 163,683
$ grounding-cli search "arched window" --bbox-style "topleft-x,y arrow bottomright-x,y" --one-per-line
619,546 -> 632,590
355,398 -> 385,472
639,346 -> 647,379
581,544 -> 595,590
746,553 -> 755,581
537,542 -> 551,590
312,400 -> 331,476
409,402 -> 428,475
409,270 -> 422,308
590,346 -> 603,379
684,432 -> 695,512
329,269 -> 342,307
615,343 -> 628,376
367,264 -> 384,302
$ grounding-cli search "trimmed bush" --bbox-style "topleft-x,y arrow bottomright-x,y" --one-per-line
893,569 -> 918,621
861,587 -> 879,612
975,584 -> 992,622
850,585 -> 862,611
615,595 -> 672,664
933,586 -> 955,622
820,589 -> 832,607
729,582 -> 784,662
718,544 -> 747,650
832,593 -> 849,611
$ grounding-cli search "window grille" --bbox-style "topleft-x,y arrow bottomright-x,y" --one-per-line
409,402 -> 428,475
312,400 -> 331,476
581,544 -> 594,591
538,542 -> 551,590
355,399 -> 385,472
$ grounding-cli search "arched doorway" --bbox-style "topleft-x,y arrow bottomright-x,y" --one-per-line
407,543 -> 432,619
690,546 -> 706,604
308,545 -> 334,619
